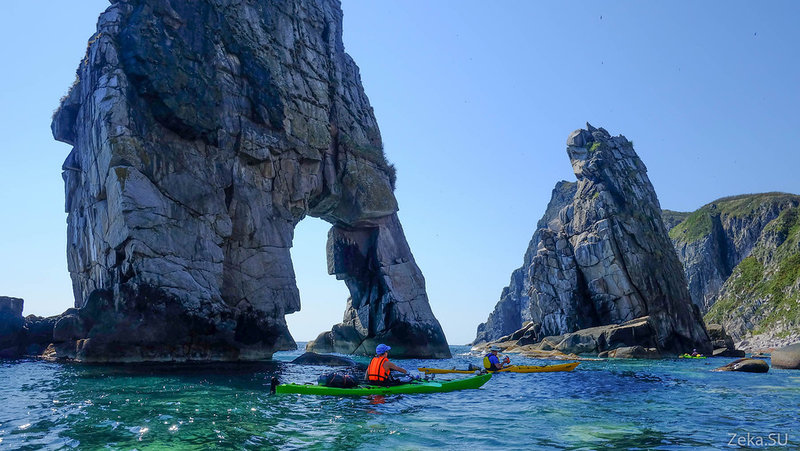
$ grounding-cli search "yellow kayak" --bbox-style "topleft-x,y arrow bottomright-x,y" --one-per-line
418,362 -> 579,374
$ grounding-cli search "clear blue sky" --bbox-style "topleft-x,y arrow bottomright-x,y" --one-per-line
1,1 -> 798,345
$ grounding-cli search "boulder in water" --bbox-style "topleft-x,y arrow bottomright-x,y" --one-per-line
770,343 -> 800,369
291,352 -> 357,367
713,358 -> 769,373
606,346 -> 661,359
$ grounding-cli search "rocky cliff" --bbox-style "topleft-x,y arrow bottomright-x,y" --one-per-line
664,194 -> 800,348
661,210 -> 690,232
473,181 -> 576,344
50,0 -> 449,362
668,193 -> 800,315
474,124 -> 710,355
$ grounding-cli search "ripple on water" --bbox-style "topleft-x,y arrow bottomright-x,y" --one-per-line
1,349 -> 799,449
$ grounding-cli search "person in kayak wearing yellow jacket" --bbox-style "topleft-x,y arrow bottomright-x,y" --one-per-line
484,346 -> 511,371
366,344 -> 408,385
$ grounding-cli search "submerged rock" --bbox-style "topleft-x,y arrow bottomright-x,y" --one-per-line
713,358 -> 769,373
50,0 -> 449,362
770,343 -> 800,370
291,352 -> 357,367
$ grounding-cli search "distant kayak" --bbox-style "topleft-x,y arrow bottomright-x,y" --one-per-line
418,362 -> 579,374
274,373 -> 491,396
679,354 -> 706,359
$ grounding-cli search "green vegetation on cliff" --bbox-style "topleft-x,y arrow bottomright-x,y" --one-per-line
754,208 -> 800,332
668,192 -> 800,244
704,256 -> 763,324
705,206 -> 800,334
669,209 -> 712,243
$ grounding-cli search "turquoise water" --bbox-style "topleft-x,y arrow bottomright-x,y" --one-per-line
1,346 -> 798,450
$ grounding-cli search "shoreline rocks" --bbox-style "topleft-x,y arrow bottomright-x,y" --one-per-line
712,348 -> 745,358
602,346 -> 661,359
0,297 -> 25,358
707,323 -> 745,357
476,317 -> 667,359
0,297 -> 57,359
736,329 -> 800,354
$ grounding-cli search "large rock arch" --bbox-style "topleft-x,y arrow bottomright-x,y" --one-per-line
50,0 -> 450,362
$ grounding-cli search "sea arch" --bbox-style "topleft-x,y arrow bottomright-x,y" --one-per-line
49,0 -> 450,362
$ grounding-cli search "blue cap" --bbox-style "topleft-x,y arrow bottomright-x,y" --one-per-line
376,344 -> 391,354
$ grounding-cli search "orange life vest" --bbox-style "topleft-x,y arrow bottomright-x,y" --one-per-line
366,356 -> 390,382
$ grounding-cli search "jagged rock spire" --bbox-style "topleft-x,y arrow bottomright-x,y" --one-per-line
476,125 -> 710,354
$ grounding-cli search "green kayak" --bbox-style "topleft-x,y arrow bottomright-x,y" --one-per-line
274,373 -> 492,396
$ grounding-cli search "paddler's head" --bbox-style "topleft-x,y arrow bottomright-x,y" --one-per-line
376,344 -> 391,356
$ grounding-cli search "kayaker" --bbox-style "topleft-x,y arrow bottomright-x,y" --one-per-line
366,344 -> 408,385
483,346 -> 510,371
691,348 -> 701,357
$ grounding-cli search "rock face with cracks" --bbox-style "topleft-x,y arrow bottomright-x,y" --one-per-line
667,193 -> 800,316
664,193 -> 800,349
475,124 -> 710,355
473,181 -> 577,345
51,0 -> 449,362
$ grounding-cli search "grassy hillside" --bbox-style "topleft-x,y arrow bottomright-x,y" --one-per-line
668,192 -> 800,244
705,206 -> 800,337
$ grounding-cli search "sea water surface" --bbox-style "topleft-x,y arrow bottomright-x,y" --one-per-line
1,345 -> 798,450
